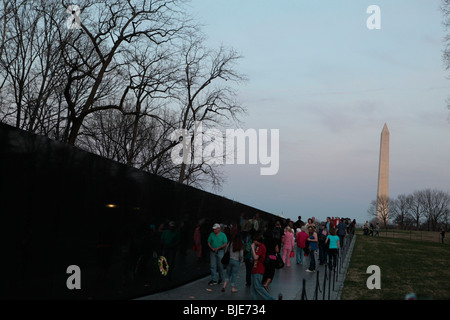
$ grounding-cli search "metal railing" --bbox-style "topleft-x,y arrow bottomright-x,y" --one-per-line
297,233 -> 355,300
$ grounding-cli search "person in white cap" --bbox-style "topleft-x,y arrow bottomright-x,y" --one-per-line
207,223 -> 228,285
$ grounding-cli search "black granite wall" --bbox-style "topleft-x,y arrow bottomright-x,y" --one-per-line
0,123 -> 280,299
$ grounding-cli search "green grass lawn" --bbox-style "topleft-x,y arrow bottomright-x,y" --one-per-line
341,234 -> 450,300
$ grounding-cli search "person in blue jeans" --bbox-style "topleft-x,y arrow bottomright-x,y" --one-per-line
250,233 -> 275,300
296,226 -> 308,264
222,234 -> 244,293
207,223 -> 228,285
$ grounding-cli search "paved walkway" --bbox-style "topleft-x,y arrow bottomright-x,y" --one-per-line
137,235 -> 356,300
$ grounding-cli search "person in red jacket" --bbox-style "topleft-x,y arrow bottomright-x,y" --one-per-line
296,226 -> 309,264
250,233 -> 275,300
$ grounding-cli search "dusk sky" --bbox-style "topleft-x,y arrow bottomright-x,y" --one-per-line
187,0 -> 450,224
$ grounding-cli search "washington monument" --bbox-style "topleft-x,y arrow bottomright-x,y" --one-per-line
377,123 -> 389,221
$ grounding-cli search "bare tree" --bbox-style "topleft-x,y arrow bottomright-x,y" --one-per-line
79,105 -> 180,176
59,0 -> 190,146
420,189 -> 450,231
0,0 -> 17,84
409,190 -> 426,230
442,207 -> 450,231
441,0 -> 450,116
1,0 -> 249,191
1,0 -> 43,128
137,108 -> 182,178
78,39 -> 180,167
391,194 -> 414,229
1,0 -> 75,139
173,35 -> 247,189
367,195 -> 393,228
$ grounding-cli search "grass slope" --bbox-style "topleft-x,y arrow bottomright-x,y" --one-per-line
341,234 -> 450,300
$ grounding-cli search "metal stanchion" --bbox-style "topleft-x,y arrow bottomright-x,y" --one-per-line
301,279 -> 307,300
335,251 -> 339,282
313,270 -> 320,300
322,266 -> 328,300
332,267 -> 335,292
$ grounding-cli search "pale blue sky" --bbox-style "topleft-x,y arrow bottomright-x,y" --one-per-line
186,0 -> 450,224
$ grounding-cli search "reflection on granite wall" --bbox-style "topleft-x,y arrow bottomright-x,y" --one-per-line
0,123 -> 280,299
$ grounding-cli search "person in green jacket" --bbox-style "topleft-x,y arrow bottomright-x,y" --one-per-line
207,223 -> 228,285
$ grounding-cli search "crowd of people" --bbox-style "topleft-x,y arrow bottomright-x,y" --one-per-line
205,214 -> 356,300
363,221 -> 380,236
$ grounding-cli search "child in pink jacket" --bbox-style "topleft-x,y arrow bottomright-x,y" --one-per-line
281,226 -> 295,267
